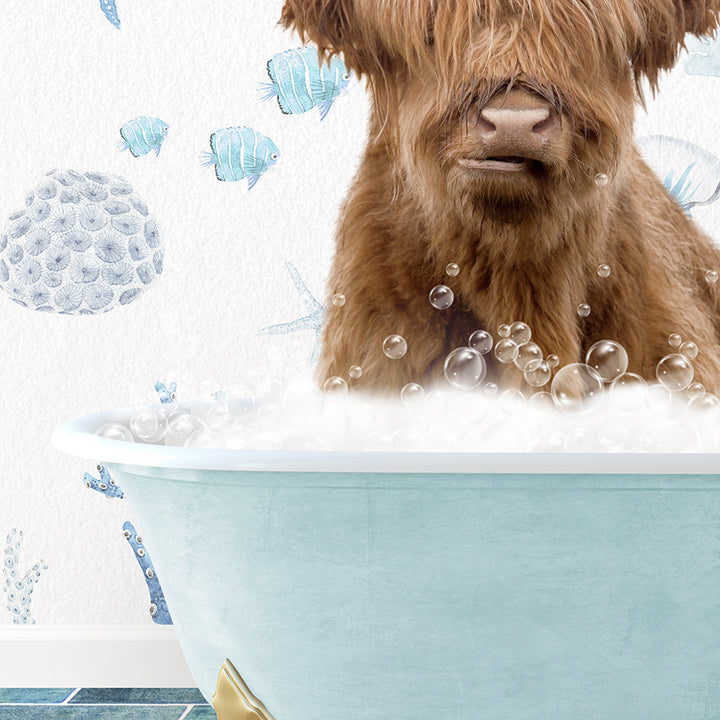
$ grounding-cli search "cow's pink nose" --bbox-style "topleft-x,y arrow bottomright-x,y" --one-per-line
474,88 -> 561,150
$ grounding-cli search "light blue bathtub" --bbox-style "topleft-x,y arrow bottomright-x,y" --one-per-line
55,410 -> 720,719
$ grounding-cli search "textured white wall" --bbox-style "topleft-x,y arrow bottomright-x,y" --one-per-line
0,1 -> 718,625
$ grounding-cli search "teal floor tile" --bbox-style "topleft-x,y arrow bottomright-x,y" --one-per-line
69,688 -> 206,705
0,689 -> 75,704
0,707 -> 184,720
184,706 -> 217,719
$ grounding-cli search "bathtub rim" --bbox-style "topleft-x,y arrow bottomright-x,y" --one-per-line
52,408 -> 720,475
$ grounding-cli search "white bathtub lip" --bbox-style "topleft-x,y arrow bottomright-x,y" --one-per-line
51,409 -> 720,475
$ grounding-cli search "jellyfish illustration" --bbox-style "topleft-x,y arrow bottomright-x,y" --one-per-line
2,530 -> 47,625
684,35 -> 720,77
637,135 -> 720,214
122,522 -> 172,625
257,261 -> 327,363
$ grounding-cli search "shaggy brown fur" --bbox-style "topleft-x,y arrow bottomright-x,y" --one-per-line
282,0 -> 720,394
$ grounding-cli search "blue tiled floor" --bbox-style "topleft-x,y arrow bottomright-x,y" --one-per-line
0,689 -> 216,719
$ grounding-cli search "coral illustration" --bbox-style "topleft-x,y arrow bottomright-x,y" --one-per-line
0,169 -> 164,314
83,463 -> 125,499
2,530 -> 47,625
99,0 -> 120,28
154,381 -> 177,404
257,261 -> 326,363
122,522 -> 172,625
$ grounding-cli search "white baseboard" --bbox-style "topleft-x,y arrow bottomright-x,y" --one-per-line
0,626 -> 196,687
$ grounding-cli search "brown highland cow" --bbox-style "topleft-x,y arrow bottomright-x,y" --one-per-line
282,0 -> 720,395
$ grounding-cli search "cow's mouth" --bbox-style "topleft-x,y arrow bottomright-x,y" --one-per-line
458,156 -> 530,172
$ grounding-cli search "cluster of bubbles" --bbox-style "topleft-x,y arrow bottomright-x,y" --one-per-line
95,323 -> 720,453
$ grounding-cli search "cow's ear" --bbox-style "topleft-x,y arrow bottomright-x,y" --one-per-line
631,0 -> 720,90
280,0 -> 382,76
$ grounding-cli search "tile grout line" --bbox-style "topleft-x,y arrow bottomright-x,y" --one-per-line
176,705 -> 194,720
60,688 -> 82,704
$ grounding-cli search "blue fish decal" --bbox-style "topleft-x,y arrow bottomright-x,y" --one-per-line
154,381 -> 177,404
200,126 -> 280,190
122,521 -> 172,625
83,464 -> 124,499
258,46 -> 352,121
99,0 -> 120,28
118,117 -> 169,158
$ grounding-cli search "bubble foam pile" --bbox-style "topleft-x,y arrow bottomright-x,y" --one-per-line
0,169 -> 163,314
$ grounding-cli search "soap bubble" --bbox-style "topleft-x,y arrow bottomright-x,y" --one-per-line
499,388 -> 525,415
425,390 -> 449,414
323,376 -> 349,396
130,409 -> 165,442
446,263 -> 460,277
383,334 -> 407,359
96,422 -> 133,442
184,429 -> 221,448
546,354 -> 560,368
610,372 -> 647,410
687,382 -> 705,400
597,264 -> 611,278
527,391 -> 555,412
656,353 -> 694,392
680,341 -> 698,360
494,338 -> 518,364
524,360 -> 552,387
484,382 -> 498,396
551,363 -> 604,413
283,378 -> 324,422
514,342 -> 542,371
508,322 -> 531,346
645,383 -> 672,411
348,365 -> 363,379
400,382 -> 425,407
585,340 -> 628,382
598,421 -> 627,450
577,303 -> 591,318
331,293 -> 346,307
206,402 -> 235,431
364,431 -> 394,452
668,333 -> 682,347
689,393 -> 720,415
444,347 -> 486,389
224,423 -> 250,449
166,411 -> 194,440
257,402 -> 281,427
595,172 -> 609,186
497,324 -> 510,337
429,284 -> 454,310
706,270 -> 718,284
468,329 -> 493,355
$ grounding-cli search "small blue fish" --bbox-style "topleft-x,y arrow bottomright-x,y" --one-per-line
99,0 -> 120,28
83,464 -> 124,499
258,46 -> 352,121
200,126 -> 280,190
118,117 -> 169,158
154,381 -> 177,404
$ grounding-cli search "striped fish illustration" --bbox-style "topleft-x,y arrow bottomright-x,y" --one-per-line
258,46 -> 352,121
118,117 -> 169,158
200,126 -> 280,190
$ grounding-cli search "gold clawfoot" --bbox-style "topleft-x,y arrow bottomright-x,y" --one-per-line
212,658 -> 276,720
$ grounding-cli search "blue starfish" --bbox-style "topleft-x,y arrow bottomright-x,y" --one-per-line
154,381 -> 177,404
257,261 -> 326,363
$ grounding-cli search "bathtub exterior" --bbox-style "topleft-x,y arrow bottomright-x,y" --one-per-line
107,463 -> 720,720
